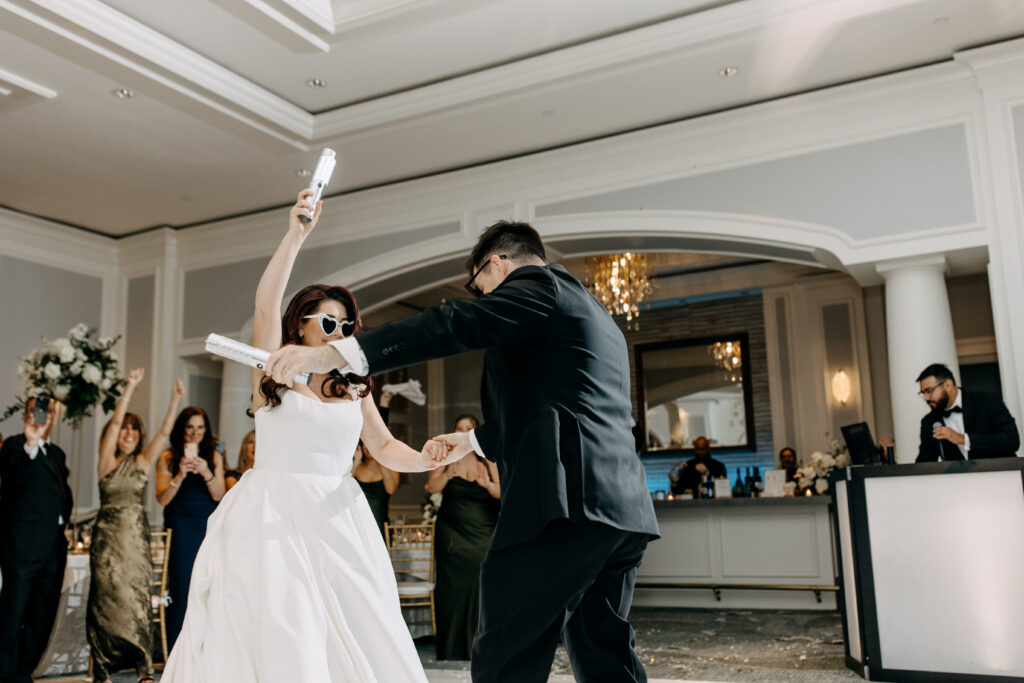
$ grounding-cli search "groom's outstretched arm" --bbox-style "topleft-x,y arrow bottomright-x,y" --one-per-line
358,266 -> 556,375
264,266 -> 555,385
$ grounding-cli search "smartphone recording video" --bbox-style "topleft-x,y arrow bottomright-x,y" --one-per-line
32,397 -> 51,425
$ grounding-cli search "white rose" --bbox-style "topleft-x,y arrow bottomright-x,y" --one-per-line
70,323 -> 89,340
16,364 -> 27,379
44,362 -> 61,380
59,346 -> 76,363
430,492 -> 443,507
835,453 -> 851,468
53,385 -> 69,401
815,478 -> 830,494
76,349 -> 86,362
104,368 -> 116,379
819,454 -> 836,470
100,378 -> 112,390
82,364 -> 102,384
69,361 -> 83,375
27,386 -> 42,398
99,336 -> 113,346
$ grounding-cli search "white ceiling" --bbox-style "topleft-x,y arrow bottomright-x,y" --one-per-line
2,0 -> 1024,236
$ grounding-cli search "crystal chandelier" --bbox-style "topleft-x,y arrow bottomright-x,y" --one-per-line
709,340 -> 742,382
584,252 -> 654,328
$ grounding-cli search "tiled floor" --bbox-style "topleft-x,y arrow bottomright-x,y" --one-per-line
40,607 -> 861,682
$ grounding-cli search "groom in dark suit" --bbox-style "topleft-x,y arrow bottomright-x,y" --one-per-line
0,398 -> 73,683
268,220 -> 659,682
914,363 -> 1019,462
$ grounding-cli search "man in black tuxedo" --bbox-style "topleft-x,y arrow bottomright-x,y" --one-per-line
267,221 -> 660,682
668,436 -> 728,495
914,363 -> 1019,462
0,398 -> 73,683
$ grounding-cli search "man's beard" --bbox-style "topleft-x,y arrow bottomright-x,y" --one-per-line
928,390 -> 951,412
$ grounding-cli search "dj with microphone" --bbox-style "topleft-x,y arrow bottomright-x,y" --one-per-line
913,363 -> 1020,462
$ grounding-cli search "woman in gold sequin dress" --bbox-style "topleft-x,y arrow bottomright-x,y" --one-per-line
86,368 -> 183,683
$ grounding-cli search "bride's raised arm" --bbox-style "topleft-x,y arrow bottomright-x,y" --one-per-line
251,189 -> 322,408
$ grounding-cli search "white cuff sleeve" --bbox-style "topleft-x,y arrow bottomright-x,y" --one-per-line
963,433 -> 971,453
468,428 -> 485,458
328,338 -> 368,376
23,440 -> 42,459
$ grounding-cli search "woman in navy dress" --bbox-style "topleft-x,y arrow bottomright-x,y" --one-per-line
155,407 -> 226,650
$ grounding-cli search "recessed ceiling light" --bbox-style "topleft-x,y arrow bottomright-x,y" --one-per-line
112,88 -> 135,99
305,78 -> 327,88
718,67 -> 739,78
933,16 -> 949,25
296,169 -> 312,178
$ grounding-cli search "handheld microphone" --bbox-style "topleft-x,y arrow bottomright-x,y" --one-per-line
299,148 -> 336,223
932,420 -> 946,460
205,334 -> 312,386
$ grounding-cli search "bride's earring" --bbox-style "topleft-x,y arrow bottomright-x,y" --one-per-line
299,330 -> 304,338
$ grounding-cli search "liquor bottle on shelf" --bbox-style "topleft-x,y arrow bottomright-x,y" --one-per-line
744,467 -> 754,497
704,473 -> 716,499
732,470 -> 747,497
752,467 -> 763,496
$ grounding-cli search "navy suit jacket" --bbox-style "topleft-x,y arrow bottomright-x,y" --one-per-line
916,390 -> 1020,462
357,264 -> 660,550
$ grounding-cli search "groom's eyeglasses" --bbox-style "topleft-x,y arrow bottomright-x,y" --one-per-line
464,254 -> 507,297
303,313 -> 356,338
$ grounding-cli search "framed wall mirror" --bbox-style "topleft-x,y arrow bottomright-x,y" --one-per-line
636,333 -> 756,455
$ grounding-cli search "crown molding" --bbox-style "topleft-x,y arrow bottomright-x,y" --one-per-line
3,0 -> 313,145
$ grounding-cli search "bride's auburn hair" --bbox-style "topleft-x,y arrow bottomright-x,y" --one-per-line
258,284 -> 372,409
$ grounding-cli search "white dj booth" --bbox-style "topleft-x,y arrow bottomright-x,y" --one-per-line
831,459 -> 1024,682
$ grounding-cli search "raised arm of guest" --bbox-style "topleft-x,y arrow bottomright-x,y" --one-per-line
97,367 -> 144,479
137,379 -> 185,473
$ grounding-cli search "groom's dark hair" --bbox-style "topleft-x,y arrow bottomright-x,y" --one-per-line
467,220 -> 547,272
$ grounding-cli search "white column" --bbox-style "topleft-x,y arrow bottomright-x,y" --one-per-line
218,357 -> 255,464
876,257 -> 959,464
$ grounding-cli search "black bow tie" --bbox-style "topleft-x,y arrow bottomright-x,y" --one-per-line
942,405 -> 962,419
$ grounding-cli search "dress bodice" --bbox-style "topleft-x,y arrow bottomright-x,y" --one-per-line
254,389 -> 363,478
98,456 -> 148,508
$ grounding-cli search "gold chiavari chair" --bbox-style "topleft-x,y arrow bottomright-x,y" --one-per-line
149,529 -> 172,661
383,522 -> 436,634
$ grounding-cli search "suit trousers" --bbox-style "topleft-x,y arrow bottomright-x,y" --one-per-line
471,520 -> 649,683
0,530 -> 67,683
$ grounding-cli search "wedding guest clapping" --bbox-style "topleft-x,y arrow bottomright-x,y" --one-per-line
225,430 -> 255,490
0,398 -> 72,682
426,414 -> 500,660
87,369 -> 184,683
155,407 -> 225,649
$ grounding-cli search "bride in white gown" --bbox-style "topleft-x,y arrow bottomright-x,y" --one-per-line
162,190 -> 447,682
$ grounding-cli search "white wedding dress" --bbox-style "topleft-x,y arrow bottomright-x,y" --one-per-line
162,390 -> 428,682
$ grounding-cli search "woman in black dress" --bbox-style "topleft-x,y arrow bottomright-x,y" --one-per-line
425,414 -> 500,660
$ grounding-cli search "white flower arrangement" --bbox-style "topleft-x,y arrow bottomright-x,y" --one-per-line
795,432 -> 852,495
4,323 -> 124,428
421,491 -> 443,523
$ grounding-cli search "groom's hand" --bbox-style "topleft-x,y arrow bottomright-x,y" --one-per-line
265,344 -> 341,386
429,431 -> 474,466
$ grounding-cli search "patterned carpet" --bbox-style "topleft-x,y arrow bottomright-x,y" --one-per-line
41,607 -> 862,682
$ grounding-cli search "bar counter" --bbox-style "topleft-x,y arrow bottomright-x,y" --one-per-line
635,495 -> 837,610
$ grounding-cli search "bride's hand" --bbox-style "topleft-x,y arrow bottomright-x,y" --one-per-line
289,189 -> 322,238
418,439 -> 450,470
428,431 -> 474,468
